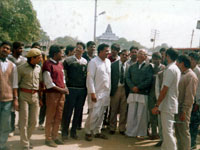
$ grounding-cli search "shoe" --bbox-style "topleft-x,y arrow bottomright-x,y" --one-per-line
155,141 -> 162,147
45,140 -> 57,147
38,125 -> 45,130
54,139 -> 64,145
70,134 -> 79,140
191,145 -> 197,149
109,130 -> 115,135
77,127 -> 82,130
94,133 -> 108,140
119,131 -> 125,135
8,132 -> 14,137
29,143 -> 33,149
149,135 -> 160,140
0,146 -> 10,150
85,134 -> 92,141
23,147 -> 29,150
62,135 -> 68,141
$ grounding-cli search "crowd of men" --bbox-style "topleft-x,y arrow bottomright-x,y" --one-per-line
0,40 -> 199,150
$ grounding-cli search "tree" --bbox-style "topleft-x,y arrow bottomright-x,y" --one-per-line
0,0 -> 41,42
53,36 -> 79,47
115,37 -> 146,50
149,43 -> 169,52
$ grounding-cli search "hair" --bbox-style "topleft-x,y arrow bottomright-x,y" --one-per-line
129,46 -> 139,52
177,55 -> 191,68
86,41 -> 96,48
152,52 -> 162,60
65,45 -> 75,55
0,41 -> 12,48
77,42 -> 85,50
111,43 -> 120,52
31,42 -> 41,48
12,41 -> 24,52
119,49 -> 128,55
159,48 -> 166,53
189,52 -> 200,62
165,48 -> 178,61
49,45 -> 62,58
97,43 -> 109,54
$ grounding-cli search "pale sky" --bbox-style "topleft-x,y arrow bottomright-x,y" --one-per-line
31,0 -> 200,49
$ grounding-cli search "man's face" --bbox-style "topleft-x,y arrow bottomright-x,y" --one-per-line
87,44 -> 96,54
120,51 -> 129,63
111,49 -> 118,57
75,44 -> 84,56
100,47 -> 109,59
137,50 -> 146,63
56,50 -> 64,61
16,46 -> 24,56
130,49 -> 138,60
0,44 -> 11,58
189,56 -> 196,68
32,54 -> 42,64
68,49 -> 75,56
152,57 -> 161,66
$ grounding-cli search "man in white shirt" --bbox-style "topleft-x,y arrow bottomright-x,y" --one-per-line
85,43 -> 111,141
152,48 -> 181,150
0,41 -> 18,150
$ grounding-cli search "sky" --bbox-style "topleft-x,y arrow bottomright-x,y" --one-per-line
31,0 -> 200,49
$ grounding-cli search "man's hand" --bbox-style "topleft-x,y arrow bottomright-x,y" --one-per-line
192,104 -> 199,112
13,98 -> 19,111
39,99 -> 43,107
152,107 -> 159,115
60,88 -> 69,94
91,93 -> 97,103
132,86 -> 139,93
179,112 -> 186,121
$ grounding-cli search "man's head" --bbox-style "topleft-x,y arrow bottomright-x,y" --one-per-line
75,42 -> 85,56
98,43 -> 109,60
176,55 -> 191,72
165,48 -> 179,64
86,41 -> 96,55
0,41 -> 12,58
65,45 -> 75,56
49,45 -> 63,61
120,49 -> 129,63
152,52 -> 162,66
12,41 -> 24,56
159,48 -> 166,58
137,49 -> 147,64
27,48 -> 42,65
31,42 -> 41,49
111,43 -> 120,57
129,46 -> 138,61
188,52 -> 199,69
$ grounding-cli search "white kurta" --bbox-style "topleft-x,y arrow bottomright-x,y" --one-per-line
85,56 -> 111,134
86,56 -> 111,109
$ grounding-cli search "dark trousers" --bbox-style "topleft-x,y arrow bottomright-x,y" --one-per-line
10,112 -> 15,132
190,106 -> 200,147
62,88 -> 87,136
39,94 -> 46,125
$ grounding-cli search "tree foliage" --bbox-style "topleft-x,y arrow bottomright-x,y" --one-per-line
149,43 -> 169,52
53,36 -> 79,47
0,0 -> 41,42
115,37 -> 146,50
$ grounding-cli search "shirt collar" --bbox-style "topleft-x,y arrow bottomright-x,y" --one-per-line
0,57 -> 8,62
50,58 -> 58,64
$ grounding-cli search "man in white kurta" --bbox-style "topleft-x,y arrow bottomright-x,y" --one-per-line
84,43 -> 111,141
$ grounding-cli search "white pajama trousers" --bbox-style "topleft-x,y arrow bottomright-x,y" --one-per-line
85,106 -> 107,135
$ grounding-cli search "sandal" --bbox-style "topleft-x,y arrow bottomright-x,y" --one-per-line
94,133 -> 108,139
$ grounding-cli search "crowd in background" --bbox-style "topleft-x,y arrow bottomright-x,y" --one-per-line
0,40 -> 199,150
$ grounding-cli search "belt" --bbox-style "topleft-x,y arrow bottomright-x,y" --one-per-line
21,88 -> 38,94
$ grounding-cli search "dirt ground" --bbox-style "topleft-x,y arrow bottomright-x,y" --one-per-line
6,104 -> 200,150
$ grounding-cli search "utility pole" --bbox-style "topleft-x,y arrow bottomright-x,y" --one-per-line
150,29 -> 159,51
94,0 -> 97,43
190,29 -> 194,48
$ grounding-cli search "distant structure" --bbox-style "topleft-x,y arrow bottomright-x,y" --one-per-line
97,24 -> 119,46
